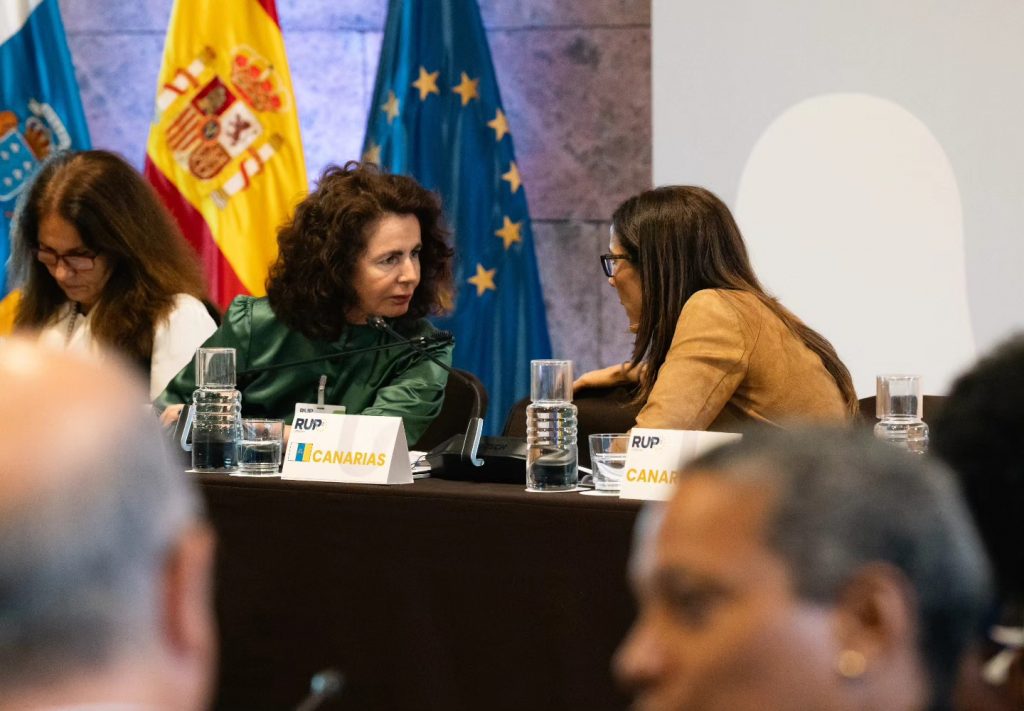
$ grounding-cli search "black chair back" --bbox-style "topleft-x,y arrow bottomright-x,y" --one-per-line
413,368 -> 489,451
202,299 -> 223,326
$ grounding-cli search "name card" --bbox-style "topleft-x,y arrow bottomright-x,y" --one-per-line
296,402 -> 346,416
619,428 -> 742,501
282,407 -> 412,485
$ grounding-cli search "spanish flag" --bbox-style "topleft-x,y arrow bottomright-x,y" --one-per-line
144,0 -> 307,309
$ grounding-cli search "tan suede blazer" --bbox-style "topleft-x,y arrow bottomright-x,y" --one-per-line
633,289 -> 850,432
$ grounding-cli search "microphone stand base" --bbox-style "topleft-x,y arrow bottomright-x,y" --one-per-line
425,435 -> 527,484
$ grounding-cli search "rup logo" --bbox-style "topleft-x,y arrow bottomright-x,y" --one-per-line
293,417 -> 324,431
630,434 -> 661,449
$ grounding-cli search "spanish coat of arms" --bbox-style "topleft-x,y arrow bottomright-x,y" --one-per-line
155,45 -> 291,209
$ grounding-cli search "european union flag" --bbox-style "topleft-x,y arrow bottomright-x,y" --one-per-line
363,0 -> 552,435
0,0 -> 91,299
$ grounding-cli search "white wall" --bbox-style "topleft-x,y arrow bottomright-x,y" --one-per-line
653,0 -> 1024,395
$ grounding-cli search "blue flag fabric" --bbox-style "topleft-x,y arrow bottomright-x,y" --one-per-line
364,0 -> 553,435
0,0 -> 91,297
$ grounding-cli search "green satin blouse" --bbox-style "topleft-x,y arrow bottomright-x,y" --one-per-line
156,296 -> 452,444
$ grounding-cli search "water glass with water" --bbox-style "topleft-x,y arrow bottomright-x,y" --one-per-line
236,418 -> 284,476
873,374 -> 929,454
526,359 -> 578,491
588,433 -> 629,491
181,347 -> 242,472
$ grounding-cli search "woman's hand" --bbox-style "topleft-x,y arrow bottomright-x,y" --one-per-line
573,361 -> 641,393
159,404 -> 185,428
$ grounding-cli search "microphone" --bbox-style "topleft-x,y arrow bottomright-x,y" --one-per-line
293,668 -> 344,711
367,316 -> 484,467
236,330 -> 454,378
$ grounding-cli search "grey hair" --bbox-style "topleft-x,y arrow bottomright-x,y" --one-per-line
0,410 -> 201,689
688,427 -> 992,709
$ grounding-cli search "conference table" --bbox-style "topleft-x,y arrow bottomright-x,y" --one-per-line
197,471 -> 642,710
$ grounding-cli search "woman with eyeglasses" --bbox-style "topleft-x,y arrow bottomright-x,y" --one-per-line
574,185 -> 856,430
10,150 -> 217,398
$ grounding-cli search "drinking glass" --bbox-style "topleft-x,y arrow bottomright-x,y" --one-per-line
588,433 -> 629,491
195,347 -> 236,389
236,418 -> 284,476
526,360 -> 578,490
874,374 -> 928,454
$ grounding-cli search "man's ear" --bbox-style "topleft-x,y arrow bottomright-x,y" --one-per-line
832,562 -> 919,672
162,522 -> 217,662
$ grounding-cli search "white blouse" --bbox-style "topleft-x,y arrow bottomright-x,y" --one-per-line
37,294 -> 217,399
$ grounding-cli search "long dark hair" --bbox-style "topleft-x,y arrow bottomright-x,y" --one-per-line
12,150 -> 208,365
612,186 -> 857,414
266,162 -> 454,341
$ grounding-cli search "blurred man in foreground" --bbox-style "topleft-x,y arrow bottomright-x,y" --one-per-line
616,428 -> 991,711
0,338 -> 216,710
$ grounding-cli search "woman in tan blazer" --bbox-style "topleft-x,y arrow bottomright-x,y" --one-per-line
575,186 -> 857,431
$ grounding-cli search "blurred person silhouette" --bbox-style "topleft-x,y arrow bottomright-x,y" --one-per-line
0,338 -> 216,710
616,428 -> 990,711
10,149 -> 217,399
932,335 -> 1024,710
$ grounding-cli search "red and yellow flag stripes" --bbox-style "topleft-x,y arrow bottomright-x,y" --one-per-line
144,0 -> 307,309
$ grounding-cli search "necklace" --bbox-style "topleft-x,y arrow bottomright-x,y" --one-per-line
65,302 -> 81,346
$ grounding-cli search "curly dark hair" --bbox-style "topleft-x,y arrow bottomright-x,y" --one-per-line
12,150 -> 208,366
266,162 -> 453,341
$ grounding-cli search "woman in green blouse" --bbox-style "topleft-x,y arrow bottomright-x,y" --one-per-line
157,162 -> 454,444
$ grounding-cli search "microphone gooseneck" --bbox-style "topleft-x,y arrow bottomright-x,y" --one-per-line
368,316 -> 484,467
236,330 -> 454,378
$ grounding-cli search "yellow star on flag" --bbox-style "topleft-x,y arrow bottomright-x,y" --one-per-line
452,71 -> 480,106
381,90 -> 400,124
362,141 -> 382,165
494,216 -> 522,250
501,161 -> 522,194
487,108 -> 510,141
411,66 -> 440,100
467,263 -> 497,296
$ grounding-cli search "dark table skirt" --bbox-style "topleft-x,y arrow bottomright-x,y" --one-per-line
199,473 -> 641,710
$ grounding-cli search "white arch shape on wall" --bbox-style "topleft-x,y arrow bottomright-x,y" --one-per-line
735,93 -> 976,397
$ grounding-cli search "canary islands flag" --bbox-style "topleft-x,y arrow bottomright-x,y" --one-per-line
144,0 -> 307,310
363,0 -> 552,434
1,0 -> 90,329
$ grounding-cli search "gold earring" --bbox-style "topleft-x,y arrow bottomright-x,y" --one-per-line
836,649 -> 867,679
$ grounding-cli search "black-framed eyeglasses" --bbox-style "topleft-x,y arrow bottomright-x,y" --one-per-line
600,253 -> 631,278
32,247 -> 98,272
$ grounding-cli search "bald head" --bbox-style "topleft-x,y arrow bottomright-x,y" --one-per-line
0,338 -> 209,704
0,338 -> 151,506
